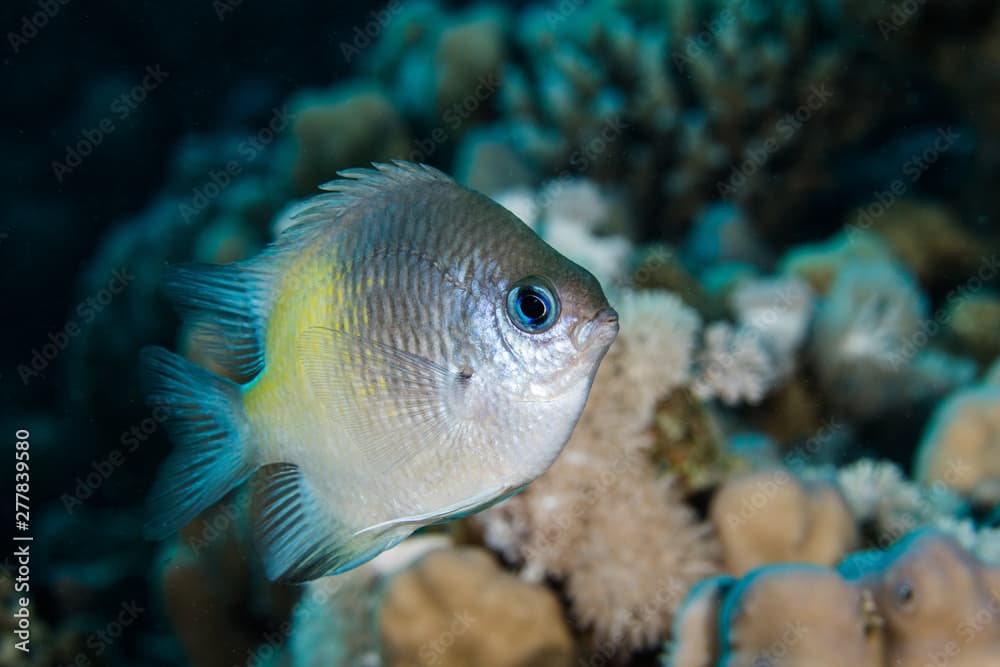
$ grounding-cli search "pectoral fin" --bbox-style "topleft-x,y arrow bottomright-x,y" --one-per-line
297,326 -> 475,474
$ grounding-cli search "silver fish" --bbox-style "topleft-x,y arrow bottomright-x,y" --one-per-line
142,161 -> 618,581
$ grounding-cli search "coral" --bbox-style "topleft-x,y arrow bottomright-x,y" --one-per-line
988,358 -> 1000,386
745,376 -> 826,447
536,179 -> 633,289
477,289 -> 719,653
719,565 -> 880,667
809,259 -> 931,419
688,275 -> 813,409
691,322 -> 778,406
432,7 -> 508,119
682,202 -> 770,272
779,230 -> 896,296
729,276 -> 815,361
157,491 -> 298,667
289,572 -> 381,667
651,389 -> 734,493
287,536 -> 454,667
931,518 -> 1000,566
944,290 -> 1000,367
662,576 -> 733,667
629,244 -> 718,317
667,529 -> 1000,667
851,529 -> 1000,667
611,289 -> 701,402
282,83 -> 411,196
835,459 -> 966,548
849,200 -> 987,288
490,186 -> 540,230
453,127 -> 536,194
378,547 -> 574,667
498,0 -> 919,240
565,474 -> 720,652
709,468 -> 858,576
915,385 -> 1000,506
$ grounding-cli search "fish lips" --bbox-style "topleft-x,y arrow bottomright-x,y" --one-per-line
571,307 -> 620,354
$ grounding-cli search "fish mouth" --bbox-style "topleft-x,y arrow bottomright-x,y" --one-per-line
571,307 -> 620,352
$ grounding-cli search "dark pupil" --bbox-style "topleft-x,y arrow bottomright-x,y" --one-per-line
518,291 -> 547,322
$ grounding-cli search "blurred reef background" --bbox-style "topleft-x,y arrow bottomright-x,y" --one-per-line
2,0 -> 1000,665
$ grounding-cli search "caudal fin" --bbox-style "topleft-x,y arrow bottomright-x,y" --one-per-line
141,346 -> 257,539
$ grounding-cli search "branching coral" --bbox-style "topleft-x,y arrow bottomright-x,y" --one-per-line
729,276 -> 815,362
689,276 -> 813,406
810,259 -> 927,419
691,322 -> 777,406
835,459 -> 966,548
477,289 -> 719,654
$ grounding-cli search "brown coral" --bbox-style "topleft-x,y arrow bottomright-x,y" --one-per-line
718,565 -> 881,667
477,290 -> 720,653
709,469 -> 858,576
379,547 -> 573,667
916,385 -> 1000,506
667,529 -> 1000,667
858,530 -> 1000,667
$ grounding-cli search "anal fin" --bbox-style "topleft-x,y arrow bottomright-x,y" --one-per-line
252,463 -> 409,583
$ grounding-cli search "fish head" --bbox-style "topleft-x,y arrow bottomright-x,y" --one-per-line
486,255 -> 618,402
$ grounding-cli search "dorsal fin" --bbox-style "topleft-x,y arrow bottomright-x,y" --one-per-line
164,162 -> 453,380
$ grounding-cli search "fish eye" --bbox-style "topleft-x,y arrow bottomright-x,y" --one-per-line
506,276 -> 560,333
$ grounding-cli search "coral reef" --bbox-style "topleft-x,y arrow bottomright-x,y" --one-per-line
282,84 -> 411,197
848,530 -> 1000,667
478,290 -> 720,654
944,291 -> 1000,367
709,469 -> 858,576
915,385 -> 1000,506
667,529 -> 1000,667
24,0 -> 1000,665
848,200 -> 987,289
379,547 -> 574,667
808,255 -> 975,420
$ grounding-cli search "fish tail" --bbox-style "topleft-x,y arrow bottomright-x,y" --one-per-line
140,346 -> 257,539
